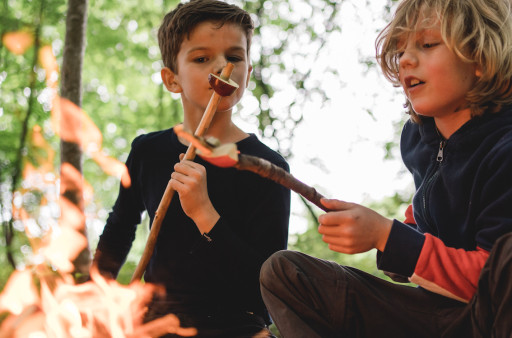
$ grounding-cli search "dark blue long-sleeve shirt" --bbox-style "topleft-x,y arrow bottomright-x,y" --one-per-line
95,127 -> 290,320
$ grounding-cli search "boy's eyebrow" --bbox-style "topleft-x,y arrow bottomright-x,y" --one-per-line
397,27 -> 440,45
185,45 -> 247,55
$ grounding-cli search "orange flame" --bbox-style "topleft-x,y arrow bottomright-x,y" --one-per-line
92,152 -> 132,188
37,42 -> 131,188
51,96 -> 102,149
59,163 -> 85,205
39,45 -> 59,88
0,35 -> 177,338
44,225 -> 88,274
0,270 -> 39,316
0,267 -> 198,337
30,125 -> 56,176
50,96 -> 131,188
2,31 -> 34,55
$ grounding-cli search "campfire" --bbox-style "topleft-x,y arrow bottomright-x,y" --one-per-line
0,266 -> 196,337
1,31 -> 196,338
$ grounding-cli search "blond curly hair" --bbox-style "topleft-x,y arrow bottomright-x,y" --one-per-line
376,0 -> 512,122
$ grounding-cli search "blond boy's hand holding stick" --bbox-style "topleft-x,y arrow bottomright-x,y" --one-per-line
131,63 -> 239,282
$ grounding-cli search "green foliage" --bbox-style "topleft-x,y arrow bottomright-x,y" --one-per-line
0,250 -> 14,290
0,0 -> 398,293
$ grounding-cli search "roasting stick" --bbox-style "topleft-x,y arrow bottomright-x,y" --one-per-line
173,125 -> 333,212
131,63 -> 239,282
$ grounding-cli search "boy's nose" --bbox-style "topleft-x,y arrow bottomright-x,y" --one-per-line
399,48 -> 418,69
213,57 -> 228,75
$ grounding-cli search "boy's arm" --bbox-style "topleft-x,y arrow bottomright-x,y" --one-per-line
381,139 -> 512,303
410,233 -> 489,302
378,220 -> 489,303
93,209 -> 140,279
188,160 -> 290,296
317,200 -> 491,303
170,158 -> 220,234
93,140 -> 144,279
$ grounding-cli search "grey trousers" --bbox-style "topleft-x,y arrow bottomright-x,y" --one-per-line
260,233 -> 512,338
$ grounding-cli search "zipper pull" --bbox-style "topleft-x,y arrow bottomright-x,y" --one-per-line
437,141 -> 445,162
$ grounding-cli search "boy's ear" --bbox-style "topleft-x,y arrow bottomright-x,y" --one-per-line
245,64 -> 253,87
161,67 -> 182,93
475,64 -> 483,78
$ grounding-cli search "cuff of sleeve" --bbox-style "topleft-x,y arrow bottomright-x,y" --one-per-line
377,219 -> 425,277
188,217 -> 225,254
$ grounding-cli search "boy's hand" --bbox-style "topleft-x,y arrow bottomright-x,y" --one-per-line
317,199 -> 392,254
170,155 -> 219,234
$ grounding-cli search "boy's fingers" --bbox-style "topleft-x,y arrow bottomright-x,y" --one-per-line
170,171 -> 186,184
318,199 -> 353,225
318,225 -> 336,235
318,211 -> 337,225
320,198 -> 351,211
174,160 -> 203,174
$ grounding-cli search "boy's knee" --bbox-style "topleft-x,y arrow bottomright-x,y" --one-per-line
260,250 -> 286,279
260,250 -> 297,285
495,232 -> 512,249
484,232 -> 512,284
490,232 -> 512,263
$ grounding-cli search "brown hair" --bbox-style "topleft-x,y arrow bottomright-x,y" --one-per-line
158,0 -> 254,73
376,0 -> 512,122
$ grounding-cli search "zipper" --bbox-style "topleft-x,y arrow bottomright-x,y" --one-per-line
437,140 -> 446,162
421,140 -> 446,233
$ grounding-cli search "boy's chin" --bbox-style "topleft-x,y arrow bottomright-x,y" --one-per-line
410,105 -> 433,118
215,107 -> 235,114
216,99 -> 240,113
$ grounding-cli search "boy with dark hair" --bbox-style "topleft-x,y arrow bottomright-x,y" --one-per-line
93,1 -> 290,336
260,0 -> 512,337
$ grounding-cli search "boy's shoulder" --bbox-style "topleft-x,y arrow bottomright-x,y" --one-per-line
130,128 -> 177,155
238,133 -> 289,171
486,107 -> 512,155
132,127 -> 172,144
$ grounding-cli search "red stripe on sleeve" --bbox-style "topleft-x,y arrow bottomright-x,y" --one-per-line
412,234 -> 489,302
404,204 -> 415,225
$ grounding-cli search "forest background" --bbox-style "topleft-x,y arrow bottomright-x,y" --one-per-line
0,0 -> 412,293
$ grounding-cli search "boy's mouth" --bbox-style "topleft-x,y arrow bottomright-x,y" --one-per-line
405,77 -> 424,88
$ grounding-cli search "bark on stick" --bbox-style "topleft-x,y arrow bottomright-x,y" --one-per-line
235,154 -> 330,212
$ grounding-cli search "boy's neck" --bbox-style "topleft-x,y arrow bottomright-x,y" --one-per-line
183,110 -> 249,144
434,108 -> 472,139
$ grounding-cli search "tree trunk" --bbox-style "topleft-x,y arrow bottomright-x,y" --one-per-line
60,0 -> 90,283
3,0 -> 45,270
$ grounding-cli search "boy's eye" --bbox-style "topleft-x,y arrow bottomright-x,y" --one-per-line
227,55 -> 243,62
394,48 -> 405,59
194,57 -> 208,63
423,42 -> 439,49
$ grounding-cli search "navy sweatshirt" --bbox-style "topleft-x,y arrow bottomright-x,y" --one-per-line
95,127 -> 290,320
378,106 -> 512,302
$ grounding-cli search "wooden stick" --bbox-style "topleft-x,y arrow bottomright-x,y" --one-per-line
131,63 -> 236,282
235,154 -> 331,212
